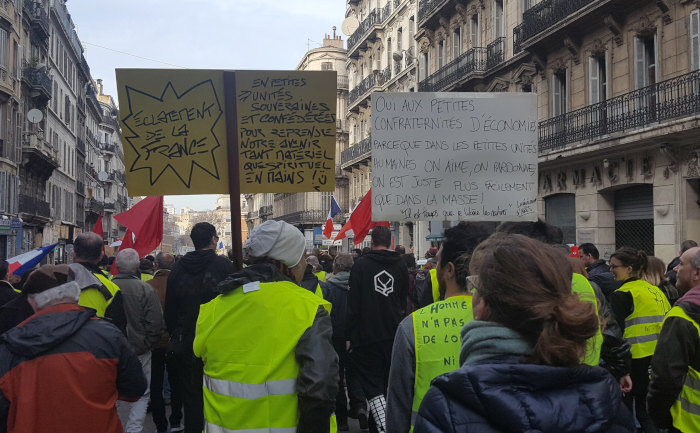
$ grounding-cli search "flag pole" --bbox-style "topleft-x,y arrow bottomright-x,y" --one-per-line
224,71 -> 243,271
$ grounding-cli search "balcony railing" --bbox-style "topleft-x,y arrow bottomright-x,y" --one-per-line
419,47 -> 487,92
76,137 -> 85,154
486,37 -> 506,69
347,6 -> 391,51
405,46 -> 414,68
276,210 -> 344,226
394,60 -> 402,76
341,136 -> 372,166
19,194 -> 51,218
260,205 -> 273,217
419,0 -> 450,22
87,198 -> 104,213
539,70 -> 700,153
394,0 -> 402,8
23,68 -> 52,97
102,116 -> 120,131
513,0 -> 597,54
338,75 -> 349,89
24,0 -> 50,40
349,73 -> 376,106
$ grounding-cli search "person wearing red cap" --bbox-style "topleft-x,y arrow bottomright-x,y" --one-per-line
0,265 -> 147,433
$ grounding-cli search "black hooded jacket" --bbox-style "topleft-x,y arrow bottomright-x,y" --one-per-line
164,249 -> 233,342
346,249 -> 409,347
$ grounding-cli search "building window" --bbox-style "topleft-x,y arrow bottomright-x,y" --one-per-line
321,62 -> 333,70
360,172 -> 365,196
589,54 -> 608,105
453,28 -> 461,60
397,28 -> 403,53
635,34 -> 657,89
470,16 -> 479,48
387,38 -> 392,68
409,17 -> 415,46
521,0 -> 533,20
494,0 -> 504,39
545,194 -> 576,245
692,10 -> 699,72
552,71 -> 567,116
0,29 -> 7,69
420,53 -> 427,80
437,41 -> 445,68
353,123 -> 357,143
360,120 -> 365,138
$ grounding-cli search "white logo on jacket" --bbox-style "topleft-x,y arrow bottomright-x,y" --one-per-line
374,270 -> 394,296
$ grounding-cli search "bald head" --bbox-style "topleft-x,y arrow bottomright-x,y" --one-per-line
675,247 -> 700,293
74,232 -> 104,264
155,252 -> 175,270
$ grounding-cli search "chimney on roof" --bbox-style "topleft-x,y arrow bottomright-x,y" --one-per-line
96,79 -> 104,96
324,28 -> 344,49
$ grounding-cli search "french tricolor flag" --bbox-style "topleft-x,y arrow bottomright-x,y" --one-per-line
323,196 -> 342,239
7,243 -> 58,276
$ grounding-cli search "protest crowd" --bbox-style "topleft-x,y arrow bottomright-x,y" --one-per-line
0,217 -> 699,433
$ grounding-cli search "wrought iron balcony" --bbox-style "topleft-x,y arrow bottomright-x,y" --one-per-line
102,116 -> 121,131
24,0 -> 50,41
349,73 -> 377,106
87,198 -> 104,214
513,0 -> 597,54
19,194 -> 51,219
539,70 -> 700,153
341,136 -> 372,168
22,68 -> 52,99
419,0 -> 450,22
405,47 -> 415,68
347,6 -> 391,52
394,0 -> 402,8
276,210 -> 344,226
394,60 -> 402,76
486,37 -> 506,69
419,47 -> 487,92
260,205 -> 273,217
76,137 -> 85,154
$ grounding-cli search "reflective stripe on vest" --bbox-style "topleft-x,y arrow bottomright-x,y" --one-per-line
411,295 -> 473,429
430,269 -> 439,303
79,272 -> 119,317
195,280 -> 331,432
665,306 -> 700,432
616,280 -> 671,358
571,274 -> 603,365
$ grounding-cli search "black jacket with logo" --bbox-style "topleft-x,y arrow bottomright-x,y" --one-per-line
346,249 -> 409,347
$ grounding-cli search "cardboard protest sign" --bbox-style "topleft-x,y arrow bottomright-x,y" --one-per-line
371,92 -> 538,222
115,69 -> 337,196
235,70 -> 337,193
116,69 -> 229,196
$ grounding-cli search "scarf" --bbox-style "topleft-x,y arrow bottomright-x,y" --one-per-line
460,321 -> 533,366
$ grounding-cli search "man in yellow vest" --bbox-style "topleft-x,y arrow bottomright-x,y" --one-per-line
649,246 -> 700,432
68,232 -> 127,335
194,220 -> 339,433
386,222 -> 489,432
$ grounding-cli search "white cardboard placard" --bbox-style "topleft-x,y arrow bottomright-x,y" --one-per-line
371,92 -> 538,222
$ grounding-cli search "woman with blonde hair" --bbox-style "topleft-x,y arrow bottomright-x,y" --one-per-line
644,256 -> 679,306
415,234 -> 634,432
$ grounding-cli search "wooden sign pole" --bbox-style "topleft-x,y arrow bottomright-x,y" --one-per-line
223,71 -> 243,272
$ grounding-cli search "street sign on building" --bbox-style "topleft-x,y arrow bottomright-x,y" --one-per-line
322,231 -> 342,246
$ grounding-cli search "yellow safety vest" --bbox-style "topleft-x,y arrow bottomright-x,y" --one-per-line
665,307 -> 700,432
430,268 -> 440,303
78,272 -> 120,318
314,271 -> 326,282
140,273 -> 153,282
194,280 -> 336,433
616,279 -> 671,358
412,295 -> 473,430
571,274 -> 604,366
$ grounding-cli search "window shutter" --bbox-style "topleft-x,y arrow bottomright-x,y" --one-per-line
692,10 -> 700,72
0,170 -> 7,213
495,1 -> 503,38
16,43 -> 21,80
635,37 -> 646,89
553,75 -> 562,116
589,57 -> 600,105
453,30 -> 460,59
419,53 -> 425,80
471,18 -> 479,47
13,175 -> 18,215
0,29 -> 7,68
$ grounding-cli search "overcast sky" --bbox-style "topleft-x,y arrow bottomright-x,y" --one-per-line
70,0 -> 347,213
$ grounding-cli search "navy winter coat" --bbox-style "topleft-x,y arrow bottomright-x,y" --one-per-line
415,356 -> 635,433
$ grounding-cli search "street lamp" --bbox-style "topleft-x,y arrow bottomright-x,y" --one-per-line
392,50 -> 415,63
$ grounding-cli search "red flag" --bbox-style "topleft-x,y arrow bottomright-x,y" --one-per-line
335,189 -> 389,246
111,229 -> 135,276
114,196 -> 164,257
92,214 -> 105,252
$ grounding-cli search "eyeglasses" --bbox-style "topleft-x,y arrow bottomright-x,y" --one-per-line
609,264 -> 627,270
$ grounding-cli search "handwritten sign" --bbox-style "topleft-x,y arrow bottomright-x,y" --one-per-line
236,70 -> 336,193
116,69 -> 337,196
116,69 -> 229,196
371,92 -> 538,222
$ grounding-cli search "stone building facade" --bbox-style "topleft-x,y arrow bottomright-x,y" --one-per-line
341,0 -> 700,264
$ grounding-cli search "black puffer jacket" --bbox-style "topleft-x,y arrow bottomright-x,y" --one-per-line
415,356 -> 635,433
